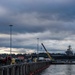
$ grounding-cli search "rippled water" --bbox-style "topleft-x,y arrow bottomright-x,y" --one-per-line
39,65 -> 75,75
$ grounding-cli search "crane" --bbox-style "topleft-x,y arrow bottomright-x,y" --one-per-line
41,43 -> 53,60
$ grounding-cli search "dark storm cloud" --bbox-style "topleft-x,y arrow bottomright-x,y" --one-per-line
0,0 -> 75,53
0,39 -> 9,47
0,0 -> 75,34
0,37 -> 36,49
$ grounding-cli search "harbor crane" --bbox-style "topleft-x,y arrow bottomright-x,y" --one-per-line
41,43 -> 53,61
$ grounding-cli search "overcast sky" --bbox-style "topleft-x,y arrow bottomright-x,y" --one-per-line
0,0 -> 75,54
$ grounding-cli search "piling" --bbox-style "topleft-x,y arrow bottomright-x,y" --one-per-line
0,61 -> 50,75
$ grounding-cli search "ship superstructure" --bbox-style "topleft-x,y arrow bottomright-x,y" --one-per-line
65,45 -> 73,56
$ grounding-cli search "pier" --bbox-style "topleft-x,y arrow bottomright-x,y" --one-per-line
0,45 -> 75,75
0,61 -> 50,75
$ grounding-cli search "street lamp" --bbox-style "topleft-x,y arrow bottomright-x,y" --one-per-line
37,38 -> 39,61
9,25 -> 13,56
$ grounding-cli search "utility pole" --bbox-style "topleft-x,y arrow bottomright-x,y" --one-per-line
37,38 -> 39,61
9,25 -> 13,56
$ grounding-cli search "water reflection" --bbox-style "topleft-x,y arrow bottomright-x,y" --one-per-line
66,65 -> 72,75
40,65 -> 75,75
40,65 -> 66,75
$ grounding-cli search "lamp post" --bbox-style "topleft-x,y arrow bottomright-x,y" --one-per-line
37,38 -> 39,61
9,25 -> 13,56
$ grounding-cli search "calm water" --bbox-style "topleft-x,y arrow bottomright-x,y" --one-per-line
39,65 -> 75,75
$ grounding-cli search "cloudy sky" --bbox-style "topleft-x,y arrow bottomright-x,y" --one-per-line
0,0 -> 75,54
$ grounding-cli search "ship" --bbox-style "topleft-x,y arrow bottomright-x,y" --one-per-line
32,45 -> 75,62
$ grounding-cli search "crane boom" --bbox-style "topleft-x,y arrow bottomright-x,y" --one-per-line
41,43 -> 53,60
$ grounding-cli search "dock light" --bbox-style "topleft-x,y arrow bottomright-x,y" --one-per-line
37,38 -> 39,61
9,25 -> 13,56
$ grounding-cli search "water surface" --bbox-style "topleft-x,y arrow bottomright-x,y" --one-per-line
40,65 -> 75,75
